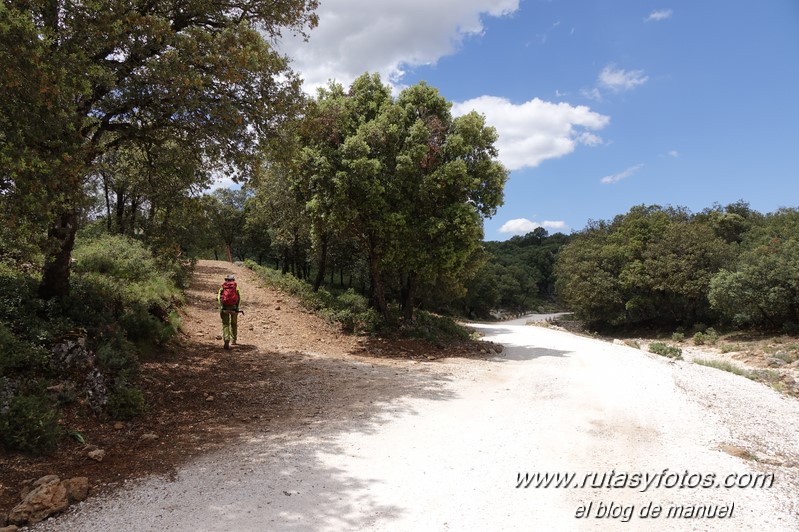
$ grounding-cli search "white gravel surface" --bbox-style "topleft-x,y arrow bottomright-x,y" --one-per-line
36,318 -> 799,531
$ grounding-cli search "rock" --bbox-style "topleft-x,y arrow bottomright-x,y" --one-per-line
113,421 -> 125,430
8,476 -> 68,525
275,306 -> 281,311
138,433 -> 159,446
1,525 -> 19,532
87,449 -> 106,462
767,357 -> 787,367
62,477 -> 89,503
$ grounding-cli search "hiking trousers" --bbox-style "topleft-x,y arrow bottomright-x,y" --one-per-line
220,309 -> 238,343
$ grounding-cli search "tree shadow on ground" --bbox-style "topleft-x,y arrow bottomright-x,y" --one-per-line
31,338 -> 459,530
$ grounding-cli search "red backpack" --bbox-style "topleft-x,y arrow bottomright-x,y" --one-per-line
221,281 -> 239,307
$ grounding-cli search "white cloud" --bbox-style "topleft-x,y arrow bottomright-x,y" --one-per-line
451,96 -> 610,171
278,0 -> 519,92
645,9 -> 673,22
600,164 -> 644,184
542,220 -> 567,230
668,150 -> 679,157
598,65 -> 648,93
498,218 -> 567,235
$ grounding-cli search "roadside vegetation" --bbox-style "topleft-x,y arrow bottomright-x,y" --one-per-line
0,232 -> 184,454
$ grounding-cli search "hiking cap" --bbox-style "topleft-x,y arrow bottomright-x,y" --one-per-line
225,274 -> 235,281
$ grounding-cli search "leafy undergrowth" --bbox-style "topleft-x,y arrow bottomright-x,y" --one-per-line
0,234 -> 185,456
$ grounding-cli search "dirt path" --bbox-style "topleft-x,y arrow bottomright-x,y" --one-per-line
19,262 -> 799,530
2,260 -> 483,521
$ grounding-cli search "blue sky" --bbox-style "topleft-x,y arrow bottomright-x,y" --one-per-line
278,0 -> 799,240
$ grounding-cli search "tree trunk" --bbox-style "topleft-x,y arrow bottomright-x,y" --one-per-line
312,232 -> 329,292
368,246 -> 389,320
225,242 -> 233,262
38,210 -> 79,300
115,187 -> 126,234
102,172 -> 112,232
402,271 -> 418,320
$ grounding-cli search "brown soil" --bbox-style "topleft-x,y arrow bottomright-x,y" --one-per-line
0,260 -> 496,519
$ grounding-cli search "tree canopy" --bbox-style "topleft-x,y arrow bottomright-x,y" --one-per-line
257,73 -> 508,320
0,0 -> 319,298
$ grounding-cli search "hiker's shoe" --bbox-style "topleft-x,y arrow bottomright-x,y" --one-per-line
224,339 -> 230,349
232,339 -> 237,345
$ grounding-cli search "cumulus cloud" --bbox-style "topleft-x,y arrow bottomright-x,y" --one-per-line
668,150 -> 679,157
278,0 -> 519,92
645,9 -> 673,22
451,96 -> 610,171
498,218 -> 568,235
598,65 -> 648,93
600,164 -> 644,184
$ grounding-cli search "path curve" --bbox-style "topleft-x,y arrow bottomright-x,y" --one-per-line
35,276 -> 799,531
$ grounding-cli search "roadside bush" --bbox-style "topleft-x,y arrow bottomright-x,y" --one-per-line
671,332 -> 685,342
0,394 -> 60,455
0,323 -> 49,377
105,386 -> 146,421
73,234 -> 158,282
693,328 -> 719,346
400,311 -> 472,342
247,262 -> 385,335
0,233 -> 184,454
649,342 -> 683,360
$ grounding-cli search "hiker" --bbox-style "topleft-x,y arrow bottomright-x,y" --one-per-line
218,274 -> 241,349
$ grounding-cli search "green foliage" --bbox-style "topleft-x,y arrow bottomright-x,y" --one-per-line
693,328 -> 719,346
708,208 -> 799,328
671,332 -> 685,342
0,233 -> 181,452
105,386 -> 146,421
266,74 -> 508,320
398,311 -> 473,343
556,204 -> 734,327
248,262 -> 382,334
73,234 -> 158,282
1,0 -> 319,299
648,342 -> 683,359
693,358 -> 754,378
0,394 -> 60,455
463,229 -> 569,318
0,322 -> 49,378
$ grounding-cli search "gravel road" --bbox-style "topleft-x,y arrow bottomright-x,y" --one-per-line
36,318 -> 799,531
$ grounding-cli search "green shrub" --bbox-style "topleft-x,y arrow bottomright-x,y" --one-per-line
400,311 -> 471,342
704,327 -> 719,345
73,234 -> 158,282
671,332 -> 685,342
96,338 -> 140,385
0,394 -> 60,455
0,323 -> 49,377
693,332 -> 706,345
105,386 -> 145,421
693,358 -> 753,378
248,262 -> 386,334
649,342 -> 683,359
